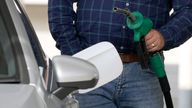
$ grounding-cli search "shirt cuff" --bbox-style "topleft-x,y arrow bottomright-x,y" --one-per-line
158,28 -> 174,50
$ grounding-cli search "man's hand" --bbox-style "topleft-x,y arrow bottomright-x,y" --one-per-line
144,29 -> 165,52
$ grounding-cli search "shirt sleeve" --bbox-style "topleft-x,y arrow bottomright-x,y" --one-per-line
158,0 -> 192,50
48,0 -> 82,55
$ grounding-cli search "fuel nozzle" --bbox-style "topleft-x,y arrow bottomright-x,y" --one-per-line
113,7 -> 153,42
114,7 -> 174,108
113,7 -> 136,22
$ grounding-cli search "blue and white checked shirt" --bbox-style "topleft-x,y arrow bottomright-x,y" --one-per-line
48,0 -> 192,55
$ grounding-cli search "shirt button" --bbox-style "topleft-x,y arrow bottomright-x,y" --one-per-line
122,25 -> 126,29
120,46 -> 124,50
126,3 -> 129,6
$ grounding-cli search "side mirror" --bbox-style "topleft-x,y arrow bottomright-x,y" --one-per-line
52,42 -> 123,99
52,55 -> 99,100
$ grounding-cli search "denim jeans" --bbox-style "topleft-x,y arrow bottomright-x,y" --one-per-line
76,62 -> 164,108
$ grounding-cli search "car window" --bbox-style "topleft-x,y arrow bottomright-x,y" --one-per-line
0,1 -> 30,83
0,13 -> 17,80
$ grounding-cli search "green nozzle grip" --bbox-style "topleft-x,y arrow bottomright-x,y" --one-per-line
127,12 -> 143,29
126,11 -> 153,42
149,53 -> 166,78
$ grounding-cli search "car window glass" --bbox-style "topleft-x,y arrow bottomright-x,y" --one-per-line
0,14 -> 16,78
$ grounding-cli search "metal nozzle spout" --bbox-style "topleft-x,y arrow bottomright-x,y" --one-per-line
113,7 -> 136,22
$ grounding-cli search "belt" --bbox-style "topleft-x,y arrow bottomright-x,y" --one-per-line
119,53 -> 141,63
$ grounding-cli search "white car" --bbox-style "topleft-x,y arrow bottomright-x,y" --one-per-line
0,0 -> 122,108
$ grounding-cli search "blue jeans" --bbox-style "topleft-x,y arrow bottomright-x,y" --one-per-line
76,62 -> 164,108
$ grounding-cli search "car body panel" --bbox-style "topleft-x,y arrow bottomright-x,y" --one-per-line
0,0 -> 57,107
0,84 -> 46,108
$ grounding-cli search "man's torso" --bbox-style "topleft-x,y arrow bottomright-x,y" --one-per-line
75,0 -> 171,53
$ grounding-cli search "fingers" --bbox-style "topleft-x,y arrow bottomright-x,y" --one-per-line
148,41 -> 160,52
144,29 -> 165,52
145,36 -> 158,50
147,40 -> 159,52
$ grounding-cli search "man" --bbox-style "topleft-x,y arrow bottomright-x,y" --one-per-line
48,0 -> 192,107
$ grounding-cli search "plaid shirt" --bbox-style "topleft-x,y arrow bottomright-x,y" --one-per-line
48,0 -> 192,55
